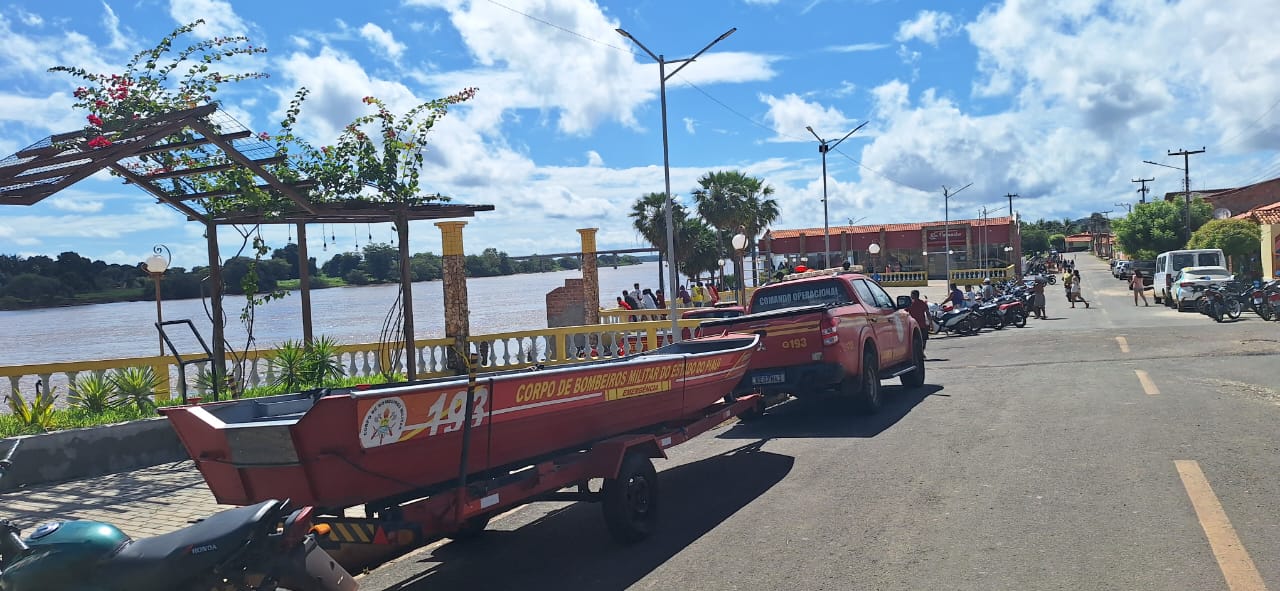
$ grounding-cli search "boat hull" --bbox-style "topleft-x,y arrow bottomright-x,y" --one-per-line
163,334 -> 757,508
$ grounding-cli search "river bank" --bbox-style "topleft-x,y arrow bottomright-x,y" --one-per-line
0,262 -> 666,366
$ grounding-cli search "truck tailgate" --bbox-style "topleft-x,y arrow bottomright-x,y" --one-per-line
699,305 -> 830,378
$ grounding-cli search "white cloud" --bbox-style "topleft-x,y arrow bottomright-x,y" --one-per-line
16,8 -> 42,26
46,196 -> 105,213
586,150 -> 604,167
168,0 -> 247,37
359,23 -> 406,62
895,10 -> 957,45
683,117 -> 696,134
827,43 -> 889,53
101,2 -> 129,50
760,93 -> 855,143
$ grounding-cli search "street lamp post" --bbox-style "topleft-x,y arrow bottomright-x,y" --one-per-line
144,245 -> 171,356
941,183 -> 972,283
618,26 -> 736,342
732,231 -> 748,305
807,122 -> 867,269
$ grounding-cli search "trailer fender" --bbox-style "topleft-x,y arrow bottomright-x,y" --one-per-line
590,437 -> 668,479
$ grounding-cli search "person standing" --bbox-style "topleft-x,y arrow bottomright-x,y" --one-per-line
907,289 -> 930,350
692,282 -> 706,307
640,289 -> 658,309
1069,269 -> 1089,308
678,284 -> 691,306
1130,270 -> 1149,306
616,296 -> 632,310
949,283 -> 965,309
630,283 -> 642,305
1031,279 -> 1047,319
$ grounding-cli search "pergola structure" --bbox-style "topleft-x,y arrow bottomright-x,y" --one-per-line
0,104 -> 493,394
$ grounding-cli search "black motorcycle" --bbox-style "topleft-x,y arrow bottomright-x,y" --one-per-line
0,442 -> 357,591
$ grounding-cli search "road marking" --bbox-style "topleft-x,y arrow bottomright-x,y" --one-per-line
1135,369 -> 1159,396
1175,460 -> 1268,591
1116,336 -> 1130,353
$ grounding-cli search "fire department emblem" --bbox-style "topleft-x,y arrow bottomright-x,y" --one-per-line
359,397 -> 407,448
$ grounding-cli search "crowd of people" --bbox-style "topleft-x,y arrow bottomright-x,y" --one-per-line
614,280 -> 724,312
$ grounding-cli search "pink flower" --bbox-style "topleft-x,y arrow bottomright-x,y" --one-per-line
257,132 -> 270,141
94,100 -> 109,110
86,114 -> 103,127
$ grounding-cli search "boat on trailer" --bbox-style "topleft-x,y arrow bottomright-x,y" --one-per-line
162,334 -> 759,510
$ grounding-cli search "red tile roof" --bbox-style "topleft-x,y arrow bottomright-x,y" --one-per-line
766,216 -> 1012,239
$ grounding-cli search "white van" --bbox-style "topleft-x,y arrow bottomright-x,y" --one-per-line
1153,249 -> 1226,305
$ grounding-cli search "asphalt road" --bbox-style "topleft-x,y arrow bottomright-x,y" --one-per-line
360,255 -> 1280,591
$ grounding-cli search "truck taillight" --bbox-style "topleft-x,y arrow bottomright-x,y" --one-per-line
821,317 -> 839,346
1180,282 -> 1192,288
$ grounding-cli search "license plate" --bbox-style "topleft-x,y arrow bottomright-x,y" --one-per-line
1254,298 -> 1263,304
751,371 -> 786,385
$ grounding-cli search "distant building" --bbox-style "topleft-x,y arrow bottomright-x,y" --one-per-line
760,216 -> 1020,280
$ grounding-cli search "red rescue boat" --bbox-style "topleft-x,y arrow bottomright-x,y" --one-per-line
162,334 -> 757,509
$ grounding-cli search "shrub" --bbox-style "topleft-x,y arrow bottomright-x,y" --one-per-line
269,336 -> 346,392
6,386 -> 58,432
110,366 -> 159,413
69,372 -> 116,414
269,339 -> 309,392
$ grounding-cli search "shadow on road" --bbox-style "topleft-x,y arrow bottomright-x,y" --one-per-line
373,441 -> 793,591
718,384 -> 944,440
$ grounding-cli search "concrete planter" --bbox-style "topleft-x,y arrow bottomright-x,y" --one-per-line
0,417 -> 188,492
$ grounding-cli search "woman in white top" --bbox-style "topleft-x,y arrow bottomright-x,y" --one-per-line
1069,270 -> 1089,308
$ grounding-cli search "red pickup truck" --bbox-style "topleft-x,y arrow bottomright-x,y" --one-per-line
699,269 -> 925,414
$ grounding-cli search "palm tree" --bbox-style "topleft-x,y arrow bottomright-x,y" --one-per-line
629,192 -> 688,286
691,170 -> 776,284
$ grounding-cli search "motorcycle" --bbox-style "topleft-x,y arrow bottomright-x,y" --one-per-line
996,293 -> 1029,328
0,442 -> 356,591
1195,285 -> 1230,323
972,299 -> 1007,330
1257,279 -> 1280,321
929,301 -> 979,336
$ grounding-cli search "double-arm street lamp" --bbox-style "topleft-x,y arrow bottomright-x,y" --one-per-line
806,122 -> 867,268
143,244 -> 171,356
617,26 -> 736,342
941,183 -> 972,282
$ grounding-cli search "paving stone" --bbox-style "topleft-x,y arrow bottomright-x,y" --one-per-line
0,461 -> 229,539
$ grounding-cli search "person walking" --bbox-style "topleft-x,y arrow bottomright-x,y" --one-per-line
1031,279 -> 1047,319
692,282 -> 706,307
1130,270 -> 1149,306
907,289 -> 930,351
1069,269 -> 1089,308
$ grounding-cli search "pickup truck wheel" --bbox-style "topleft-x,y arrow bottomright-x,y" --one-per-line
602,452 -> 659,544
901,336 -> 926,388
847,350 -> 881,415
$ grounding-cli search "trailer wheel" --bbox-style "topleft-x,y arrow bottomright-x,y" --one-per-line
602,452 -> 659,544
448,514 -> 492,542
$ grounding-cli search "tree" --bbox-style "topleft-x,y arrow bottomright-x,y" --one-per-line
1021,226 -> 1050,253
361,243 -> 398,282
1188,219 -> 1261,273
692,170 -> 776,285
409,252 -> 442,282
321,252 -> 363,277
1049,233 -> 1066,252
630,191 -> 687,283
1113,199 -> 1213,260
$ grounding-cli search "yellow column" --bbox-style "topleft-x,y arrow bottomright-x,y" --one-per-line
578,228 -> 600,325
435,221 -> 470,373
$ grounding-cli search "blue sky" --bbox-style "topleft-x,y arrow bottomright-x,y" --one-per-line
2,0 -> 1279,267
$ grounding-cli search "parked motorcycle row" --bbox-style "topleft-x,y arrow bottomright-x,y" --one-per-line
0,441 -> 357,591
927,280 -> 1035,336
1182,279 -> 1280,323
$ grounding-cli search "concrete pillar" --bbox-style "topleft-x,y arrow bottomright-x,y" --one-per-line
1263,223 -> 1279,280
436,221 -> 470,372
578,228 -> 600,325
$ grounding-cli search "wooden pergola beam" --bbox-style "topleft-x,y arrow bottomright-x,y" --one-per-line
187,119 -> 316,214
178,179 -> 317,201
107,162 -> 207,222
122,155 -> 287,182
134,130 -> 252,157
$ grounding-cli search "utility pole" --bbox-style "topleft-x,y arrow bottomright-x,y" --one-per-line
1131,177 -> 1153,204
1169,148 -> 1205,242
1114,202 -> 1132,214
1004,193 -> 1018,218
617,26 -> 736,342
807,122 -> 868,268
941,183 -> 972,282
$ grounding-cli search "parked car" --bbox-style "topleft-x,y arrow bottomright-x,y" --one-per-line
1170,266 -> 1234,311
1153,249 -> 1226,305
1129,261 -> 1156,286
1113,260 -> 1131,279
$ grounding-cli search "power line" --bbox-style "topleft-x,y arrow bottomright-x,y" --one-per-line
1131,177 -> 1153,204
483,0 -> 634,54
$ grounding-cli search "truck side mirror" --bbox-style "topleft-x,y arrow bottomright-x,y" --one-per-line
896,295 -> 912,310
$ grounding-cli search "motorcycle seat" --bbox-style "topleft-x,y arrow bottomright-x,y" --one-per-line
108,500 -> 282,582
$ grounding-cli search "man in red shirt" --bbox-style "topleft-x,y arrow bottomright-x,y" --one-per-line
906,289 -> 930,352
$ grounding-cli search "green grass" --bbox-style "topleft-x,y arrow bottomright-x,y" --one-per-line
1,373 -> 405,438
277,275 -> 346,290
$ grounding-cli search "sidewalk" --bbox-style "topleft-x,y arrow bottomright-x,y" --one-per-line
0,461 -> 223,538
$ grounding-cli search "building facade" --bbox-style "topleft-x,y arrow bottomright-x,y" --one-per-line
760,216 -> 1020,280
